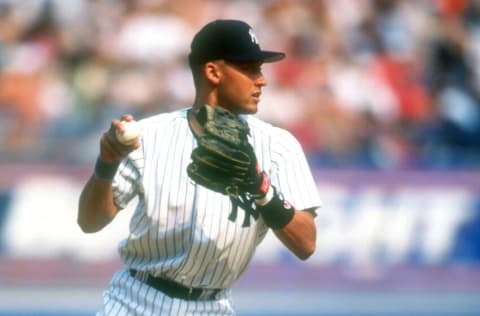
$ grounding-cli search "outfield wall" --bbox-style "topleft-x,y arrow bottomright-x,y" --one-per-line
1,165 -> 479,265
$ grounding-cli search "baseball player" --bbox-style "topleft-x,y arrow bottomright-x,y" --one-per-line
78,19 -> 321,315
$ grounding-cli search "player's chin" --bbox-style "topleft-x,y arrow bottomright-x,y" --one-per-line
243,107 -> 258,115
230,100 -> 258,115
242,101 -> 259,114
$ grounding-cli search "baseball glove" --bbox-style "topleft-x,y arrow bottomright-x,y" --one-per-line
187,105 -> 257,198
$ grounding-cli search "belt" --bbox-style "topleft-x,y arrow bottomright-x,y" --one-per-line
129,269 -> 223,301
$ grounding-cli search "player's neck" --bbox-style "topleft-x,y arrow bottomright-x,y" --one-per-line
192,88 -> 219,111
187,108 -> 204,137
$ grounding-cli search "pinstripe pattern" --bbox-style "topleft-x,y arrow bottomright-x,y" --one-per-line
100,107 -> 321,315
98,269 -> 234,316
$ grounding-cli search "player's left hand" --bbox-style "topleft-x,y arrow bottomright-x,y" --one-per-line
187,105 -> 265,199
242,146 -> 271,199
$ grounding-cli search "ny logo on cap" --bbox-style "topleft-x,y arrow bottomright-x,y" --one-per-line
248,28 -> 258,45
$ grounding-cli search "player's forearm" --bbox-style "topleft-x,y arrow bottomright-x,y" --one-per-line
77,175 -> 119,233
78,115 -> 139,233
255,185 -> 317,259
273,210 -> 316,260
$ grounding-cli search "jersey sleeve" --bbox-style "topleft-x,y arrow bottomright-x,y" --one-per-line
269,129 -> 321,215
112,145 -> 144,210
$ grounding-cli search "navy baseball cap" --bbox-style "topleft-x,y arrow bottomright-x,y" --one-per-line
189,19 -> 285,66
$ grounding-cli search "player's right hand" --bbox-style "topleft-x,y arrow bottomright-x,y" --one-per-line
99,114 -> 141,163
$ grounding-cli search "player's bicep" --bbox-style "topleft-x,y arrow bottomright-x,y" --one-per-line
271,131 -> 321,212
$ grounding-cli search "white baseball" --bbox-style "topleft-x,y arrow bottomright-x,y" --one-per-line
116,120 -> 141,145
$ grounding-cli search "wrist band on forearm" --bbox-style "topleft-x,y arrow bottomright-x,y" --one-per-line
94,156 -> 120,181
256,186 -> 295,230
254,185 -> 274,206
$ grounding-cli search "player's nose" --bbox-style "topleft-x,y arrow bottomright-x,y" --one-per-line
255,73 -> 267,87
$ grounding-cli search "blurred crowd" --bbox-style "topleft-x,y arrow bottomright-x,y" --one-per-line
0,0 -> 479,169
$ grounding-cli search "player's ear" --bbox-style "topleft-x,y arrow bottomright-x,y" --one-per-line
204,61 -> 222,84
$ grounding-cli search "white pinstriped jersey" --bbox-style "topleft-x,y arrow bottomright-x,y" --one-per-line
109,106 -> 321,292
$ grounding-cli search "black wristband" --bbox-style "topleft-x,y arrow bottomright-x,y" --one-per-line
94,156 -> 120,181
256,186 -> 295,230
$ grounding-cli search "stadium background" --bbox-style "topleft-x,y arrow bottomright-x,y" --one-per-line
0,0 -> 479,315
